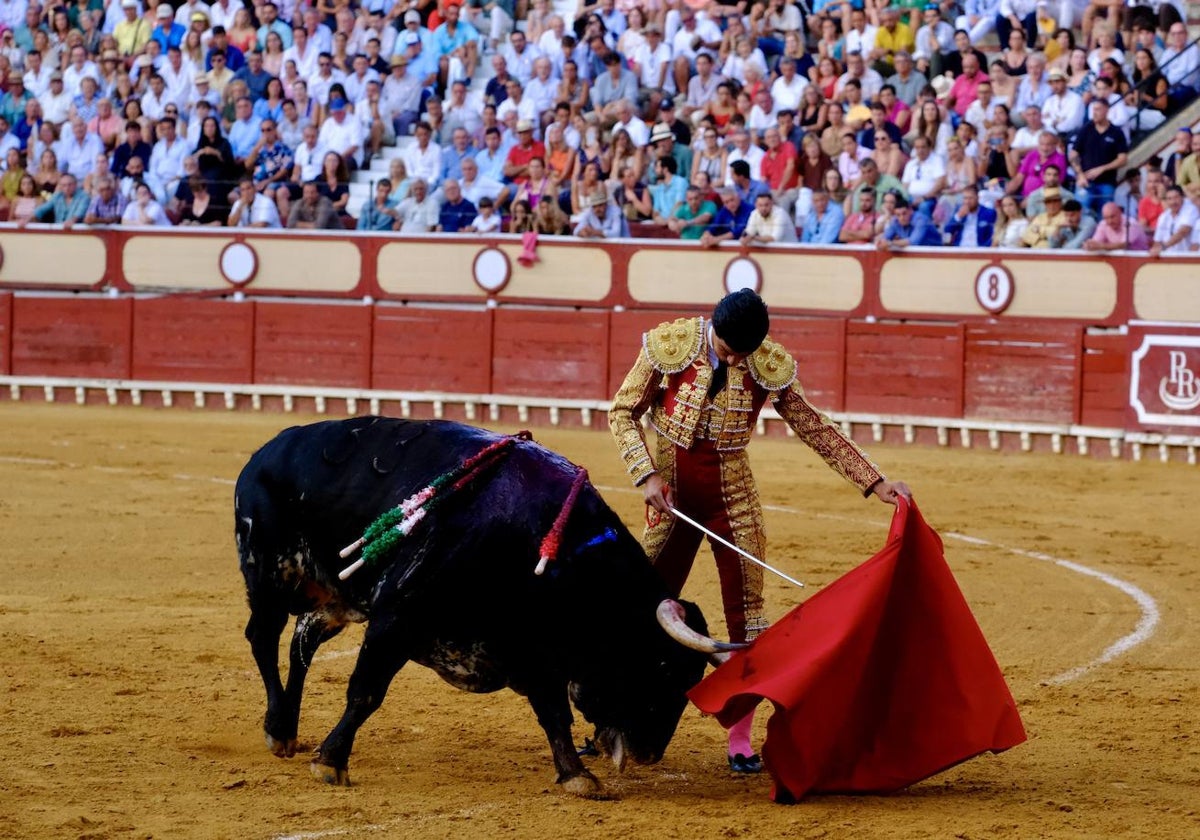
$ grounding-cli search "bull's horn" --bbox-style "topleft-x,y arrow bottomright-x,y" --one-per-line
656,600 -> 747,655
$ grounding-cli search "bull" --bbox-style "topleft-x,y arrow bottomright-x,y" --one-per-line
234,417 -> 737,797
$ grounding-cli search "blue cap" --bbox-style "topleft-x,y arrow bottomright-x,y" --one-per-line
330,97 -> 346,111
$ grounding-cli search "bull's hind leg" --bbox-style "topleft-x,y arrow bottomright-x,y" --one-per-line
527,684 -> 606,798
311,618 -> 411,786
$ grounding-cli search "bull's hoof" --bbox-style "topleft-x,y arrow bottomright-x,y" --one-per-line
561,772 -> 613,800
265,732 -> 299,758
310,761 -> 350,786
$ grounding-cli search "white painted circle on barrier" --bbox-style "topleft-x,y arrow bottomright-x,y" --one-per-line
220,242 -> 258,286
975,264 -> 1014,315
473,247 -> 511,294
724,257 -> 762,295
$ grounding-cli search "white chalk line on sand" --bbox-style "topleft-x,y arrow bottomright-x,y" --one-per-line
596,485 -> 1160,687
272,804 -> 499,840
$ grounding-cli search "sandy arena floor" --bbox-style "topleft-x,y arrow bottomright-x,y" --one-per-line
0,403 -> 1197,840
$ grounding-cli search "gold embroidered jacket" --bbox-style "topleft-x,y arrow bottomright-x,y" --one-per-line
609,316 -> 883,492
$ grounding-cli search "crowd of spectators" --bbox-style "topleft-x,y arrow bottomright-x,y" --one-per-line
3,0 -> 1200,251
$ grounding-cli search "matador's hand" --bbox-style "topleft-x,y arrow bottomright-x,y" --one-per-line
872,479 -> 912,505
642,473 -> 674,515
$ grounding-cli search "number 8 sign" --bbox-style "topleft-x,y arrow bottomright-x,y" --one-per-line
975,264 -> 1014,315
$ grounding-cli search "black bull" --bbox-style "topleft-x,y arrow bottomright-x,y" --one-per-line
234,417 -> 729,796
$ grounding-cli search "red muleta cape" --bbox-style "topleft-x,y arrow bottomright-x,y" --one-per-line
688,497 -> 1027,802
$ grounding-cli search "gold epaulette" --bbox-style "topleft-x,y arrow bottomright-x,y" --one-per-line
748,338 -> 797,391
643,317 -> 705,374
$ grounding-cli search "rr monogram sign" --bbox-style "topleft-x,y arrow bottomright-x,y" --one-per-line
1130,335 -> 1200,427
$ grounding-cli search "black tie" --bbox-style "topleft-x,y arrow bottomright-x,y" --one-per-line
707,363 -> 727,401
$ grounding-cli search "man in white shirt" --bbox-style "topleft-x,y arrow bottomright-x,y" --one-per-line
1150,185 -> 1198,255
341,53 -> 379,105
611,98 -> 649,147
317,96 -> 363,168
495,78 -> 537,128
0,0 -> 29,32
500,30 -> 542,84
671,8 -> 721,93
769,57 -> 808,113
283,25 -> 319,79
23,49 -> 53,98
1012,105 -> 1045,154
901,135 -> 946,209
835,51 -> 883,103
724,128 -> 764,183
159,46 -> 195,108
633,23 -> 673,94
148,114 -> 188,203
459,156 -> 509,208
62,46 -> 100,97
442,79 -> 483,140
307,53 -> 346,108
39,72 -> 73,125
741,192 -> 797,243
229,175 -> 283,227
536,15 -> 566,67
1040,69 -> 1084,138
842,8 -> 878,58
55,117 -> 106,178
396,177 -> 439,232
524,57 -> 558,124
206,0 -> 244,33
402,120 -> 443,188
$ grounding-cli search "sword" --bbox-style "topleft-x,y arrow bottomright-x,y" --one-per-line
667,506 -> 805,588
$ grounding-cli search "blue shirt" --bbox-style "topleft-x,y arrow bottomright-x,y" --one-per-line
439,197 -> 477,232
441,144 -> 475,181
432,20 -> 480,57
801,204 -> 846,244
228,116 -> 263,160
150,22 -> 186,52
650,173 -> 688,218
882,212 -> 943,246
709,201 -> 752,238
733,177 -> 771,206
357,197 -> 399,231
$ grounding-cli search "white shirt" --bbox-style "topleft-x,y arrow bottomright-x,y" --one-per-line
902,152 -> 946,200
725,143 -> 764,183
633,41 -> 674,92
396,194 -> 439,232
173,0 -> 210,26
23,64 -> 54,98
835,68 -> 884,101
63,61 -> 100,97
233,192 -> 282,227
461,174 -> 504,206
843,25 -> 878,57
293,139 -> 324,181
524,74 -> 558,117
769,73 -> 809,113
159,61 -> 195,109
317,114 -> 365,167
495,94 -> 537,126
206,0 -> 244,31
500,42 -> 543,84
283,42 -> 320,79
342,69 -> 381,104
121,199 -> 172,226
671,18 -> 722,61
612,115 -> 649,147
744,205 -> 797,242
0,0 -> 28,31
402,140 -> 443,187
149,136 -> 188,186
1153,202 -> 1199,253
1041,90 -> 1085,136
39,88 -> 74,124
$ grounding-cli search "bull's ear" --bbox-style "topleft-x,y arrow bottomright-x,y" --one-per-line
656,600 -> 747,655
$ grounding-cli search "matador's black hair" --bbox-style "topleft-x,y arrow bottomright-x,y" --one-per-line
711,289 -> 769,354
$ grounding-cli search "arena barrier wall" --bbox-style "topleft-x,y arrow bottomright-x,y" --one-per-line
0,228 -> 1197,462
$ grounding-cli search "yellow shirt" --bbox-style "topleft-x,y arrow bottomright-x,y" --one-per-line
115,18 -> 151,56
873,23 -> 915,67
1021,210 -> 1066,248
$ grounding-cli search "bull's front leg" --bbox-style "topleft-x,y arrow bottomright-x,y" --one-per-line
267,610 -> 346,758
244,600 -> 293,757
312,617 -> 410,786
527,685 -> 607,799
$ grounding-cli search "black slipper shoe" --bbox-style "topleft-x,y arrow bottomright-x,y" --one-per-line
728,752 -> 763,774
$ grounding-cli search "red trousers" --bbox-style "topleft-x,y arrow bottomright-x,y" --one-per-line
645,441 -> 766,644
